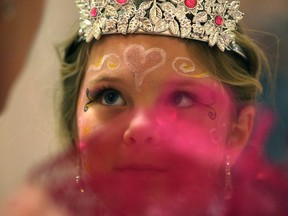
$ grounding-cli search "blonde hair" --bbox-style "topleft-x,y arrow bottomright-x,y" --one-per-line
57,28 -> 269,146
57,34 -> 93,146
186,28 -> 269,106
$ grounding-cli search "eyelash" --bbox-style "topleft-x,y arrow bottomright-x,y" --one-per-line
94,87 -> 115,100
84,86 -> 124,112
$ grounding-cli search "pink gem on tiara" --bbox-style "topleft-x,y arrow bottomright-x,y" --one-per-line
90,7 -> 97,17
215,15 -> 224,26
116,0 -> 127,4
184,0 -> 197,8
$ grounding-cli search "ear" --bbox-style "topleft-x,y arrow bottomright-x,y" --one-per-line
228,105 -> 256,164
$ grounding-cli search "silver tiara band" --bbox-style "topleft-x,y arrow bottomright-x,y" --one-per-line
76,0 -> 246,58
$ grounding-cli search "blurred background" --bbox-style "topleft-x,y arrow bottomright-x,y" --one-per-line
0,0 -> 78,204
242,0 -> 288,165
0,0 -> 287,205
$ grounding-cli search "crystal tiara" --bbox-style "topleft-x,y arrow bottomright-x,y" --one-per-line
76,0 -> 246,58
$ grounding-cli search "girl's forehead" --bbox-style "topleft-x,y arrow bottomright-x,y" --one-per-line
83,35 -> 220,93
90,35 -> 191,58
88,35 -> 207,74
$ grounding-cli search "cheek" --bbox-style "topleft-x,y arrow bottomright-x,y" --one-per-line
77,115 -> 95,147
164,105 -> 233,172
172,122 -> 222,165
77,114 -> 124,175
157,110 -> 226,164
209,118 -> 230,145
158,119 -> 225,198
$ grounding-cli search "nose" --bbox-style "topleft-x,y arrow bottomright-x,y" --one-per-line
123,110 -> 159,145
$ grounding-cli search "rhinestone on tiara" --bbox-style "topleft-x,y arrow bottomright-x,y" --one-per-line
76,0 -> 244,52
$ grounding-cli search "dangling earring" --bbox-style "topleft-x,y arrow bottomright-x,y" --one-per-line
224,155 -> 232,199
76,152 -> 85,193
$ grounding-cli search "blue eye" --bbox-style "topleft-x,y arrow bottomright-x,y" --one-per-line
100,90 -> 125,106
169,92 -> 195,107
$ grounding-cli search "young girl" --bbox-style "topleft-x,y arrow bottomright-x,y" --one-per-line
2,0 -> 288,215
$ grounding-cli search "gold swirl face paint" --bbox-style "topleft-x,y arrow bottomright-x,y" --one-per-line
172,57 -> 209,78
123,44 -> 166,90
88,53 -> 121,72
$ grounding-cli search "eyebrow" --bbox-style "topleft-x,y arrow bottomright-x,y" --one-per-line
162,79 -> 207,89
89,75 -> 124,85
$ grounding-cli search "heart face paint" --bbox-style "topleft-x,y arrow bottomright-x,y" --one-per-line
123,44 -> 166,89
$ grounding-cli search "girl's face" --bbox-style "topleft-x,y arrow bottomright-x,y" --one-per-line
77,35 -> 237,215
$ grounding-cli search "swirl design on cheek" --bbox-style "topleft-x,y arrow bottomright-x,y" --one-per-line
208,92 -> 217,120
208,108 -> 217,120
84,88 -> 93,112
199,92 -> 217,120
199,103 -> 217,120
124,44 -> 166,89
172,57 -> 209,78
89,54 -> 121,72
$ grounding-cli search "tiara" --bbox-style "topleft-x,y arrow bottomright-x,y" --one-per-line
76,0 -> 245,57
